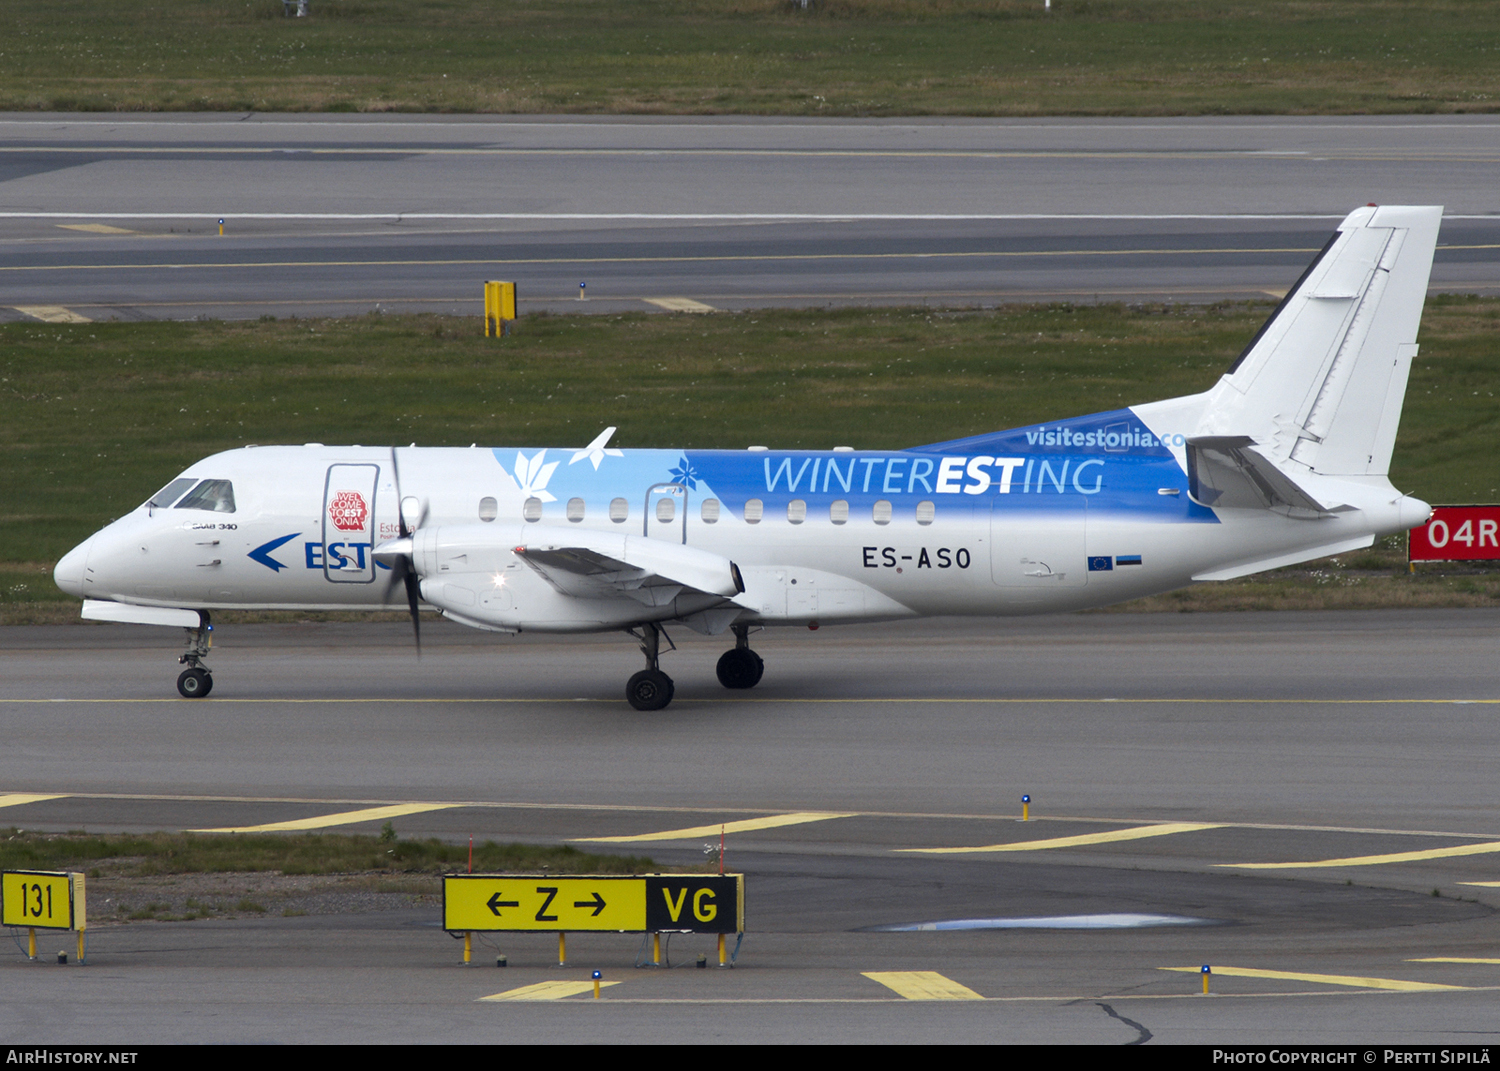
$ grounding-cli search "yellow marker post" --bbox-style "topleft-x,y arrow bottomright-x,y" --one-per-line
558,932 -> 566,967
718,933 -> 726,967
1021,794 -> 1031,822
484,281 -> 517,337
652,932 -> 661,967
463,932 -> 472,965
592,970 -> 602,999
1202,965 -> 1211,995
218,218 -> 224,237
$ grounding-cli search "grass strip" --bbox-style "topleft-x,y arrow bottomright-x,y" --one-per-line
0,827 -> 653,877
3,1 -> 1498,117
4,298 -> 1496,620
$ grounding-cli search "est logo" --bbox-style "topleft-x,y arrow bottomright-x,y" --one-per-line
328,490 -> 370,532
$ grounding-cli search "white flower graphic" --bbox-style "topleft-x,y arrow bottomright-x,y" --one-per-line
510,449 -> 560,502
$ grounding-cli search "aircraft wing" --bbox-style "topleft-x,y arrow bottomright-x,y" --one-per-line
513,529 -> 745,608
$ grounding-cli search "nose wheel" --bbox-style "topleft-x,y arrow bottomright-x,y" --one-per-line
177,668 -> 213,698
716,624 -> 764,690
175,613 -> 214,699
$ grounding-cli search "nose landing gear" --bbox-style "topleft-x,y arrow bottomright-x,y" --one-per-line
626,622 -> 674,711
176,613 -> 214,698
716,623 -> 763,690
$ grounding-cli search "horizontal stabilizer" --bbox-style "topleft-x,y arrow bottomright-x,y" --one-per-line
1186,436 -> 1352,515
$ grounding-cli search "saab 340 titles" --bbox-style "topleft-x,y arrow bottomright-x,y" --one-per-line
55,206 -> 1440,709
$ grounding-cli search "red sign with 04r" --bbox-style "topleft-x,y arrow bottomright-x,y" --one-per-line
1409,505 -> 1500,562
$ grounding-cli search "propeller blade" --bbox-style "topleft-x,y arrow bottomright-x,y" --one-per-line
404,565 -> 422,657
388,445 -> 420,655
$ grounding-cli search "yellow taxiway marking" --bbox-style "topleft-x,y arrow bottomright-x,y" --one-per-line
903,821 -> 1222,855
12,788 -> 1500,848
189,802 -> 461,833
13,305 -> 91,323
480,980 -> 621,1002
1162,967 -> 1465,992
1410,958 -> 1500,965
1459,881 -> 1500,888
57,223 -> 137,235
579,811 -> 856,843
0,793 -> 67,809
643,297 -> 716,313
1222,840 -> 1500,869
863,971 -> 985,1001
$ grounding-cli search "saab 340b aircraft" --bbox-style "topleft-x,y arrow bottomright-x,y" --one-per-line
55,205 -> 1439,709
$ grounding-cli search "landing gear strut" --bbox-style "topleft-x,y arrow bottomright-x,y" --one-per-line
626,622 -> 674,711
176,612 -> 214,698
716,623 -> 764,690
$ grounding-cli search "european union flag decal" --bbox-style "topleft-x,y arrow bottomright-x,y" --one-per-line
1087,556 -> 1113,572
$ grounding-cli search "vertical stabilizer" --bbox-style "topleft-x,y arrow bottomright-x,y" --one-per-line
1195,205 -> 1441,479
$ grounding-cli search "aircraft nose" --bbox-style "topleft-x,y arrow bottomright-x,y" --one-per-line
54,536 -> 94,598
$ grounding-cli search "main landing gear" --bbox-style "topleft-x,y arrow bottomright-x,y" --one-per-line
716,624 -> 764,690
176,613 -> 214,698
624,621 -> 765,711
627,622 -> 675,711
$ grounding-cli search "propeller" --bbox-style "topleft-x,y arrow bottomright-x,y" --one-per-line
377,448 -> 426,657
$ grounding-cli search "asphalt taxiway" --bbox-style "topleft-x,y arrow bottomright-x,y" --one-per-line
1,114 -> 1497,321
2,610 -> 1498,1043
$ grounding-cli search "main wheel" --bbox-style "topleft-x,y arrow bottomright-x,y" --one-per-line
177,668 -> 212,698
626,669 -> 674,711
716,648 -> 764,690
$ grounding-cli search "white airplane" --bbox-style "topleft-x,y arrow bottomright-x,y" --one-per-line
54,205 -> 1439,709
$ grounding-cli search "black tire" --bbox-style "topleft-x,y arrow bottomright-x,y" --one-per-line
177,668 -> 212,698
626,669 -> 674,711
716,648 -> 764,690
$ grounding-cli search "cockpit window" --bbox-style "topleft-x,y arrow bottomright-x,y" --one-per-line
146,477 -> 198,510
174,479 -> 236,514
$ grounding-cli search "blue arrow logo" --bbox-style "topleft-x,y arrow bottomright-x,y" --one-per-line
248,533 -> 300,572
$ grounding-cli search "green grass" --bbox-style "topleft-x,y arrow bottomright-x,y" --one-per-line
5,299 -> 1498,620
3,0 -> 1497,116
0,828 -> 654,876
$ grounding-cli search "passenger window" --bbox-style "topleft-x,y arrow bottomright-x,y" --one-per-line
478,496 -> 498,522
523,497 -> 543,522
873,500 -> 892,525
743,498 -> 763,524
829,499 -> 849,525
567,497 -> 585,522
701,498 -> 721,523
787,499 -> 807,524
146,477 -> 197,510
609,497 -> 629,523
656,497 -> 676,523
175,479 -> 236,514
916,500 -> 935,525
